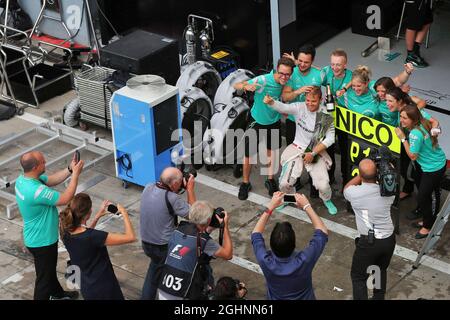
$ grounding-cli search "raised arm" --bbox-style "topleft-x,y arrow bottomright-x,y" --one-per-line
392,63 -> 414,87
212,211 -> 233,260
104,204 -> 136,246
47,153 -> 79,187
295,193 -> 328,235
56,160 -> 83,206
252,192 -> 284,234
264,95 -> 300,115
411,95 -> 426,109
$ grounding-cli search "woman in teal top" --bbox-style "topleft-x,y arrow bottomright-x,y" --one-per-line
373,63 -> 415,124
384,87 -> 434,200
343,65 -> 380,119
384,87 -> 427,127
395,105 -> 446,239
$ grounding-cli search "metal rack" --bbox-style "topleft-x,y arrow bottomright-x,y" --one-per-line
76,66 -> 114,129
0,119 -> 113,219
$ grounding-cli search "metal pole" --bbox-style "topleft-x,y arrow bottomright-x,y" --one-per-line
85,0 -> 101,62
270,0 -> 281,69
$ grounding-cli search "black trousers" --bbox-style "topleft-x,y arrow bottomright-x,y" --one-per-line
400,144 -> 415,194
337,130 -> 348,184
27,242 -> 64,300
413,163 -> 446,229
141,241 -> 168,300
351,234 -> 396,300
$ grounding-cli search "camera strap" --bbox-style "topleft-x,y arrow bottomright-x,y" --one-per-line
196,232 -> 202,258
165,191 -> 178,227
156,182 -> 178,226
218,223 -> 224,246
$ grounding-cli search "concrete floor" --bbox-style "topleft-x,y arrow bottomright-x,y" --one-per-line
0,90 -> 449,300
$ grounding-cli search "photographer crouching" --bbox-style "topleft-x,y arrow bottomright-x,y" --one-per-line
140,166 -> 196,300
157,201 -> 233,300
343,159 -> 396,300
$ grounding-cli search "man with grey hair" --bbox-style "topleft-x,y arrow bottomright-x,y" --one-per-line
15,151 -> 83,300
140,166 -> 196,300
344,158 -> 396,300
157,200 -> 232,300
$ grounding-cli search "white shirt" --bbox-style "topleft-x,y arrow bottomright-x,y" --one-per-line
271,101 -> 335,149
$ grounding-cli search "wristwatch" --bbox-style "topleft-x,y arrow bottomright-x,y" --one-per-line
67,165 -> 73,174
311,151 -> 317,157
401,138 -> 406,143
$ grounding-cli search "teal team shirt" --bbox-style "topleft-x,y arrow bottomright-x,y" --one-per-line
285,66 -> 322,121
409,125 -> 446,172
248,71 -> 283,125
381,107 -> 431,127
379,101 -> 398,126
320,66 -> 352,107
343,86 -> 380,119
15,174 -> 61,248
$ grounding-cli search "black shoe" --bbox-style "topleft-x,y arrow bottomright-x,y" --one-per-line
50,290 -> 79,300
414,231 -> 429,239
294,178 -> 303,192
406,208 -> 423,220
238,182 -> 252,200
265,179 -> 279,196
310,186 -> 319,199
405,53 -> 429,68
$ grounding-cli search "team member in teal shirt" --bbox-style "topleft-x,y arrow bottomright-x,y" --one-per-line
282,44 -> 322,145
317,49 -> 353,186
396,105 -> 446,239
372,63 -> 414,124
320,49 -> 353,107
15,151 -> 84,300
234,57 -> 295,200
343,65 -> 380,119
385,87 -> 440,203
384,87 -> 436,127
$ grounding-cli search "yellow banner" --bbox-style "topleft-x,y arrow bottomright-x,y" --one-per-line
334,105 -> 401,154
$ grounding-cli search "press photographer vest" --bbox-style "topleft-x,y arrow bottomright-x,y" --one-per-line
158,221 -> 212,299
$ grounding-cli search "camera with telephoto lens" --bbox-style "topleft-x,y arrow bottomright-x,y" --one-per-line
177,162 -> 197,188
209,207 -> 225,245
209,207 -> 225,228
369,146 -> 397,197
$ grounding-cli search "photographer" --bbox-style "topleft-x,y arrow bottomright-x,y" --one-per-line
211,277 -> 248,300
343,159 -> 396,300
252,192 -> 328,300
140,166 -> 196,300
60,193 -> 136,300
157,201 -> 233,300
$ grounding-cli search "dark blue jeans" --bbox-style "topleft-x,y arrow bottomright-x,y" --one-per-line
141,241 -> 168,300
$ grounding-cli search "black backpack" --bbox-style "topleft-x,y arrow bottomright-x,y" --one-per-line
0,103 -> 16,121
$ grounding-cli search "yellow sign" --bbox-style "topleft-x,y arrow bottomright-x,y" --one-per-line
334,105 -> 401,154
211,50 -> 230,59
